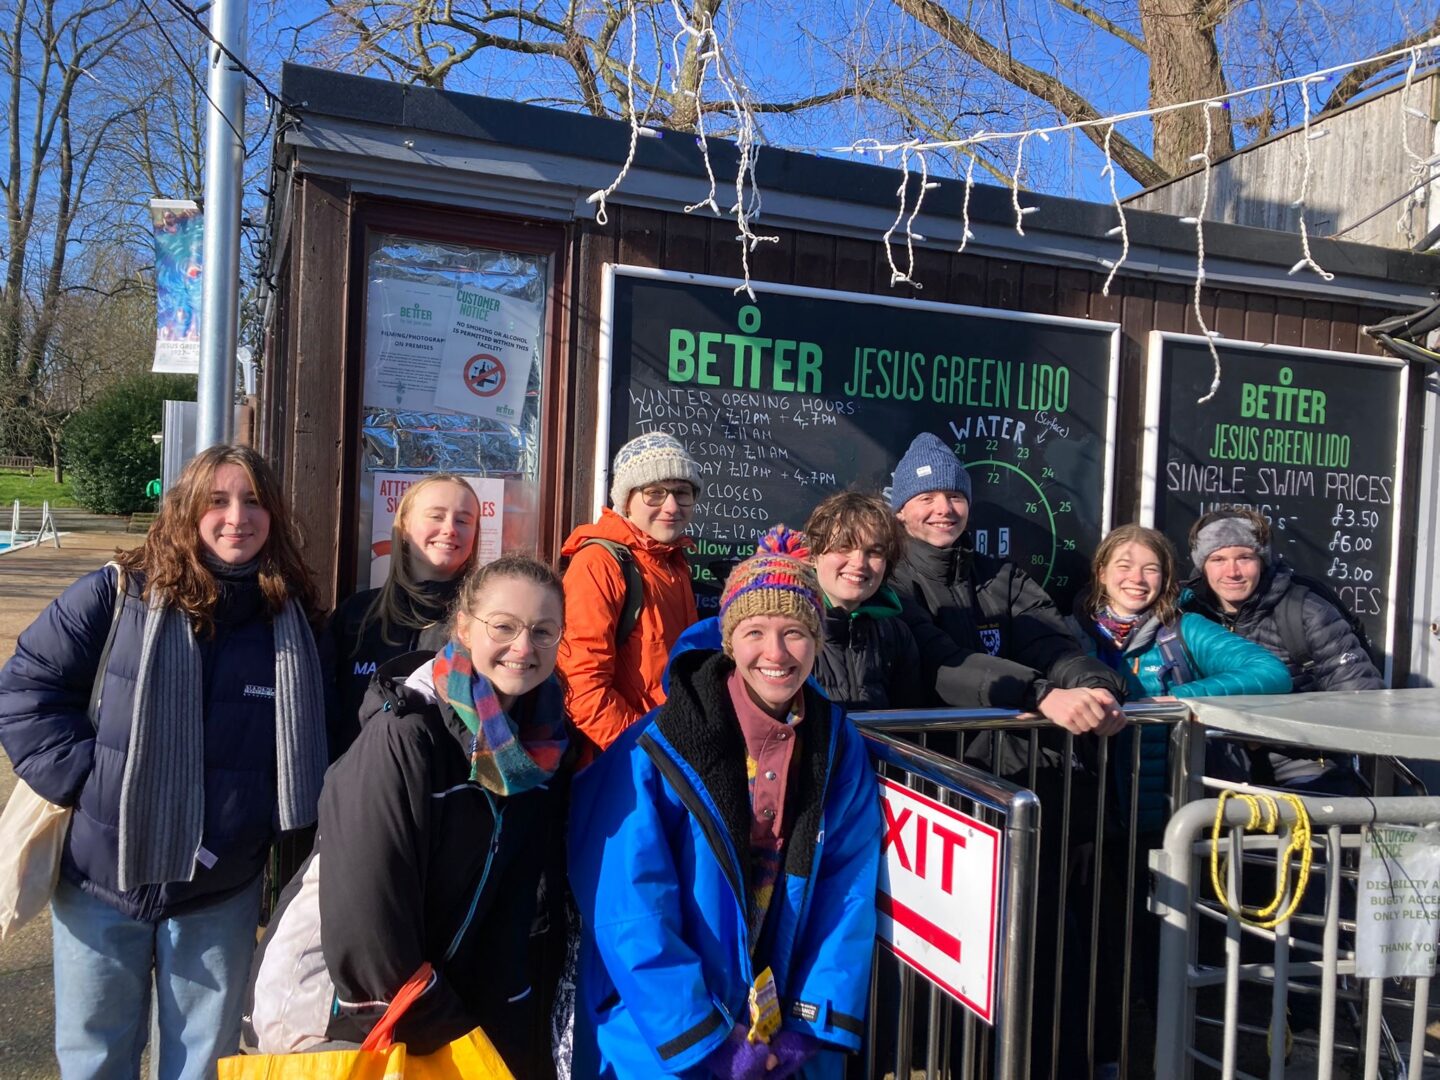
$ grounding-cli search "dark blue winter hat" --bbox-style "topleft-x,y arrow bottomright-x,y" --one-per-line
890,432 -> 972,511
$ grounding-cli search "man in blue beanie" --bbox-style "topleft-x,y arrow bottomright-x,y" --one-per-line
887,431 -> 1128,1077
889,431 -> 1127,733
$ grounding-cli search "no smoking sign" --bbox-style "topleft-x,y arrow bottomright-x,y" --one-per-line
463,353 -> 507,397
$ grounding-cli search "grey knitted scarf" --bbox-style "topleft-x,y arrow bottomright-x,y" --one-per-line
117,562 -> 327,892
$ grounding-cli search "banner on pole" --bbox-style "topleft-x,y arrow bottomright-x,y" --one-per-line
150,199 -> 203,374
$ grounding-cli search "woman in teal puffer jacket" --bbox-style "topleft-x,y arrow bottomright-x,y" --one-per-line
1069,523 -> 1291,828
1072,523 -> 1291,702
1071,524 -> 1290,1068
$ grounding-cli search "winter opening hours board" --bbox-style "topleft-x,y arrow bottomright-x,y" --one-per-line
600,267 -> 1120,614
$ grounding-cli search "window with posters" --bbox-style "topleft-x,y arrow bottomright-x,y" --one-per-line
358,233 -> 549,589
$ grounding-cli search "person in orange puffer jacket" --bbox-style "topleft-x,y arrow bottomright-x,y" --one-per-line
558,433 -> 701,756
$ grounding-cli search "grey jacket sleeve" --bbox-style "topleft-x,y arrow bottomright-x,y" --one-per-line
1302,593 -> 1385,692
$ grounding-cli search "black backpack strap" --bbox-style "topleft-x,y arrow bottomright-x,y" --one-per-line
86,562 -> 128,731
1276,585 -> 1314,672
578,538 -> 645,646
1155,621 -> 1196,690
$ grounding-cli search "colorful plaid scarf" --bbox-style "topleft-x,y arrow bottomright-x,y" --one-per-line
431,639 -> 569,795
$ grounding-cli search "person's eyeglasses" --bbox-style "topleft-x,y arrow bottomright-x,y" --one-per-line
475,615 -> 562,649
638,484 -> 696,507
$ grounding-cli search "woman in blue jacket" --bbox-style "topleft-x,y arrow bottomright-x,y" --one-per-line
0,445 -> 326,1080
569,549 -> 881,1079
1073,523 -> 1291,701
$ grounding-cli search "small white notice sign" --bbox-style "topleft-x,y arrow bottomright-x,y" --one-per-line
1356,825 -> 1440,979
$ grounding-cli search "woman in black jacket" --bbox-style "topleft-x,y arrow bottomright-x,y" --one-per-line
324,473 -> 481,758
251,553 -> 569,1073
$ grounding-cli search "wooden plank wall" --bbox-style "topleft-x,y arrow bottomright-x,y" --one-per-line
568,204 -> 1420,672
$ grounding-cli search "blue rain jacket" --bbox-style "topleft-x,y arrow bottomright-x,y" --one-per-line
568,649 -> 882,1078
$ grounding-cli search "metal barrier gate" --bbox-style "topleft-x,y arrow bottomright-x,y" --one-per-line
1153,794 -> 1440,1080
854,703 -> 1196,1080
859,728 -> 1037,1080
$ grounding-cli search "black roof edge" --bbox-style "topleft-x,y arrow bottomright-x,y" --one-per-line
279,63 -> 1438,289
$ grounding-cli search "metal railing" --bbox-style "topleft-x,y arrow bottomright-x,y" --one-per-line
853,702 -> 1196,1080
1152,794 -> 1440,1080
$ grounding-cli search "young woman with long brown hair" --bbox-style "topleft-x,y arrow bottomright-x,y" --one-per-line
0,444 -> 327,1080
324,473 -> 481,758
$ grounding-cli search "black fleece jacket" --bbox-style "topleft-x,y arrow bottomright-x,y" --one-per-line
316,651 -> 565,1065
892,539 -> 1127,710
321,580 -> 460,760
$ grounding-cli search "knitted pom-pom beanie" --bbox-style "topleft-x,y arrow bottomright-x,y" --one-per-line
719,544 -> 824,654
609,432 -> 702,511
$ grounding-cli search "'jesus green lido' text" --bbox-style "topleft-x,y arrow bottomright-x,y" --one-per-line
666,329 -> 1073,413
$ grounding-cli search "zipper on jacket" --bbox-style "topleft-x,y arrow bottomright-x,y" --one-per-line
443,788 -> 503,962
788,709 -> 841,953
639,731 -> 752,980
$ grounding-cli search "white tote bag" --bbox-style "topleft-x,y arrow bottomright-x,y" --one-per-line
0,779 -> 70,941
0,562 -> 126,941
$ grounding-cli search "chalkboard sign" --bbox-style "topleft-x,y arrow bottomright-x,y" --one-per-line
1141,332 -> 1408,678
598,266 -> 1120,614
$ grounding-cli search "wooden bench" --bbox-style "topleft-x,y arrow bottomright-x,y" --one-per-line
0,455 -> 35,476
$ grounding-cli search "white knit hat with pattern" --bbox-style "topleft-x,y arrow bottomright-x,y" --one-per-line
610,432 -> 702,511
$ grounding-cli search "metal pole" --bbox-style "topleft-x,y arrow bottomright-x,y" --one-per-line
996,788 -> 1039,1080
196,0 -> 248,451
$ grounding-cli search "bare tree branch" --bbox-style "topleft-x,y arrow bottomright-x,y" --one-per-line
889,0 -> 1169,185
1049,0 -> 1148,53
1323,13 -> 1440,111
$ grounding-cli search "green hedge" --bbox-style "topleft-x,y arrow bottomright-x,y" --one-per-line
65,374 -> 197,514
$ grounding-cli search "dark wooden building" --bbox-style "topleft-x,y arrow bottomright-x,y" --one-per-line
260,63 -> 1440,684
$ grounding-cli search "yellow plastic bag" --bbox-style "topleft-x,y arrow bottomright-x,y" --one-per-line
0,778 -> 71,942
219,964 -> 514,1080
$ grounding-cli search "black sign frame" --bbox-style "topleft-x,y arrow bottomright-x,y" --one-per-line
596,264 -> 1122,613
1140,330 -> 1409,682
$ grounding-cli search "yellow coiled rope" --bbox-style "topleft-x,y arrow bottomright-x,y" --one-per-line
1209,789 -> 1314,930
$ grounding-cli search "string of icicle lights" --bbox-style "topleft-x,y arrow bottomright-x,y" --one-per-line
588,31 -> 1440,398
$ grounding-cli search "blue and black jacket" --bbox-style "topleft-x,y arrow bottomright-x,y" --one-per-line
0,564 -> 290,921
1070,602 -> 1291,829
568,649 -> 882,1078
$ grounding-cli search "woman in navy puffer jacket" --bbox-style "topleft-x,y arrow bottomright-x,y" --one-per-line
0,445 -> 326,1080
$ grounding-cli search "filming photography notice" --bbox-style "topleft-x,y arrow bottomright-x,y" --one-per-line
365,275 -> 539,422
878,778 -> 1001,1023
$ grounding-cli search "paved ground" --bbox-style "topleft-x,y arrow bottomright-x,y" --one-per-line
0,531 -> 130,1079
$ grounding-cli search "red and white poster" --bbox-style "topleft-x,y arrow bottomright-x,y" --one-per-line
369,472 -> 505,587
877,777 -> 1002,1023
433,284 -> 538,424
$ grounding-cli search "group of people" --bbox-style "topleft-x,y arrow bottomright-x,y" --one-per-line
0,424 -> 1383,1080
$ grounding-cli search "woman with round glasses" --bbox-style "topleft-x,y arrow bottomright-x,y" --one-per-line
249,553 -> 572,1074
558,432 -> 702,757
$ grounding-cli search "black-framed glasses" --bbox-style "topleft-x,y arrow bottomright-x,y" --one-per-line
475,615 -> 562,649
637,484 -> 697,507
